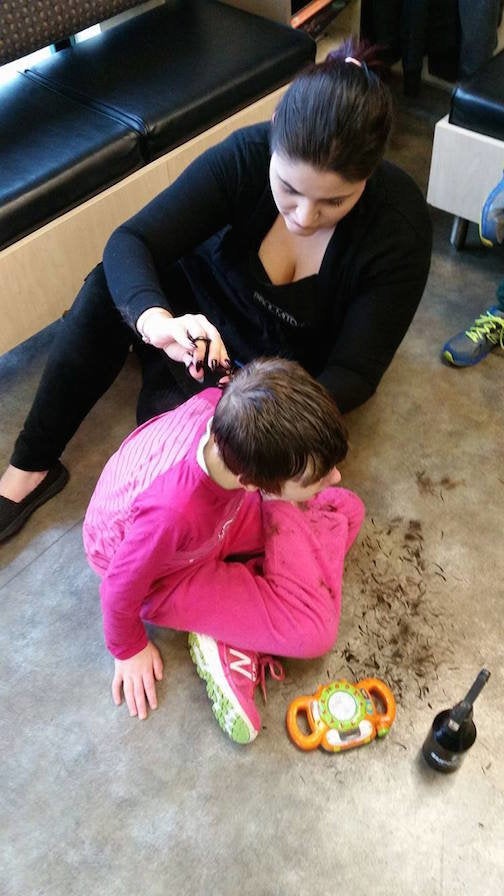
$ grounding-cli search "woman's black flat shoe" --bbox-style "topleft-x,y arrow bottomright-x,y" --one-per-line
0,462 -> 69,542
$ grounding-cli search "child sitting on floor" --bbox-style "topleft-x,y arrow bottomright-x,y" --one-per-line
83,357 -> 364,744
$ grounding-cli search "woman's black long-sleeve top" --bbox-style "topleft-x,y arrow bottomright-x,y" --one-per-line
103,122 -> 432,413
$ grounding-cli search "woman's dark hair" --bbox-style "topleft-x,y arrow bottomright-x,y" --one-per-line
271,38 -> 393,181
211,357 -> 348,494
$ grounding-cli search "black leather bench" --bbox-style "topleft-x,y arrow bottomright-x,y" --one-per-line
0,0 -> 315,251
1,73 -> 144,250
24,0 -> 314,164
0,0 -> 315,353
449,48 -> 504,142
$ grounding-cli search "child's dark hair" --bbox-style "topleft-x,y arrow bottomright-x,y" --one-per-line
271,38 -> 393,182
212,358 -> 348,494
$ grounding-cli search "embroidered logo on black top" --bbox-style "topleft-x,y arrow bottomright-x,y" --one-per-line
252,291 -> 306,328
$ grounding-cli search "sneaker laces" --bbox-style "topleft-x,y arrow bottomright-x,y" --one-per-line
256,655 -> 285,703
465,309 -> 504,347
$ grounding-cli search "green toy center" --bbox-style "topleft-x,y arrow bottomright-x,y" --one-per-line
319,682 -> 367,730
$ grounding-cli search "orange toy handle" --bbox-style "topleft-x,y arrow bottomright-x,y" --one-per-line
286,695 -> 324,750
357,678 -> 396,735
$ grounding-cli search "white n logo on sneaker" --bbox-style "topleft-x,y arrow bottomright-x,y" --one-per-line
229,649 -> 254,680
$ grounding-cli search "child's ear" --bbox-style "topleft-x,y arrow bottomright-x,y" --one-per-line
237,475 -> 259,492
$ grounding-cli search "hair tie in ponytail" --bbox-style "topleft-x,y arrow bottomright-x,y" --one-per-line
345,55 -> 371,78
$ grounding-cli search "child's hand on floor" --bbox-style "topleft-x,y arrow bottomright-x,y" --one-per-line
112,641 -> 164,720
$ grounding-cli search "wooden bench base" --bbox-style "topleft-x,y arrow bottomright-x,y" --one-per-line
427,115 -> 504,249
0,87 -> 284,355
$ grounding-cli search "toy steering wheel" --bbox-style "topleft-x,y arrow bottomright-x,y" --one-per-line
286,678 -> 396,752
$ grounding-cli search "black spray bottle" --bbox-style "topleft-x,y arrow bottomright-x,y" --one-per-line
422,668 -> 490,773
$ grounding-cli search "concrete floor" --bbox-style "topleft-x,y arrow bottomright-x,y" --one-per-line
1,73 -> 504,896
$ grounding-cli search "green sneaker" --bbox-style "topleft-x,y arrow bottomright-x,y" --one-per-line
442,306 -> 504,367
188,632 -> 284,744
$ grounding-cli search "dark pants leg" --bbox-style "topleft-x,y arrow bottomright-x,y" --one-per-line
134,261 -> 212,423
134,340 -> 201,425
11,265 -> 134,470
10,262 -> 210,470
458,0 -> 501,78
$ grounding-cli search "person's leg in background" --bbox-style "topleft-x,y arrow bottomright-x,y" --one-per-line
458,0 -> 502,79
441,278 -> 504,367
442,164 -> 504,367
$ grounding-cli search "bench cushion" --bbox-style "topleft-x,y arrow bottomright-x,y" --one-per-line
0,74 -> 143,250
449,49 -> 504,142
25,0 -> 315,162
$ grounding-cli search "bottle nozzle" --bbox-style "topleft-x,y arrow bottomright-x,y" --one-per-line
463,668 -> 490,707
448,668 -> 490,728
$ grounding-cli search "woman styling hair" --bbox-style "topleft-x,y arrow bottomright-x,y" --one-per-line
0,37 -> 432,541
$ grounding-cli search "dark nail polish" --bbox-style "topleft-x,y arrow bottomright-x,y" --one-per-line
195,360 -> 203,372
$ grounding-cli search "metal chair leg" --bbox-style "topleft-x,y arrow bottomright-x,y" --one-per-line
450,216 -> 469,250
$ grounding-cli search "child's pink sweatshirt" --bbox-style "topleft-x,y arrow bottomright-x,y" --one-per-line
83,389 -> 364,661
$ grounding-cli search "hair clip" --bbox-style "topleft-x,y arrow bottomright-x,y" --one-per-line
344,55 -> 373,82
